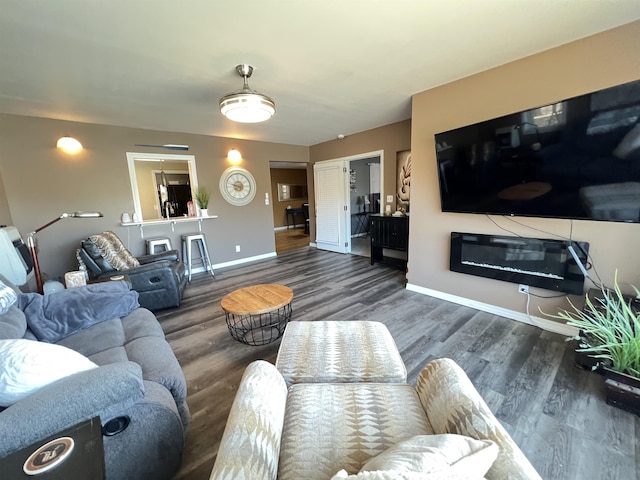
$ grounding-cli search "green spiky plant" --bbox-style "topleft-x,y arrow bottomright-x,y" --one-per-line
543,272 -> 640,377
195,187 -> 210,210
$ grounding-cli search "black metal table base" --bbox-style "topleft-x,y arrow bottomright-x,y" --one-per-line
225,303 -> 292,346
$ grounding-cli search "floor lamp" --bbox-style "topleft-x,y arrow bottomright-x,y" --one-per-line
27,211 -> 103,294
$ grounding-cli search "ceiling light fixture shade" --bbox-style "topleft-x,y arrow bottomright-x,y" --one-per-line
56,136 -> 83,154
219,64 -> 275,123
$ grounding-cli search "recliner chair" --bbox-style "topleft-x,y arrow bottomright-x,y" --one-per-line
78,231 -> 187,311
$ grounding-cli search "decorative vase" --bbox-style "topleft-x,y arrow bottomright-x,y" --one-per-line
121,212 -> 131,224
200,209 -> 209,217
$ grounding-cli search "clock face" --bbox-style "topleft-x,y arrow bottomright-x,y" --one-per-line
219,167 -> 257,206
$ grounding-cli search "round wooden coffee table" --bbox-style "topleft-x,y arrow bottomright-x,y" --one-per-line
221,284 -> 293,345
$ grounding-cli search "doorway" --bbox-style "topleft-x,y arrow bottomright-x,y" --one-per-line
349,156 -> 381,258
314,150 -> 383,256
269,161 -> 310,254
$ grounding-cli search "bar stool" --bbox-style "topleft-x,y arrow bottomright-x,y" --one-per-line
146,237 -> 173,255
181,232 -> 214,282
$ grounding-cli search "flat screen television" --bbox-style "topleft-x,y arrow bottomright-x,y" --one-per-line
435,79 -> 640,222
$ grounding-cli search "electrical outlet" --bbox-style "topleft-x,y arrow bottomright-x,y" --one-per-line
235,245 -> 240,253
518,284 -> 529,294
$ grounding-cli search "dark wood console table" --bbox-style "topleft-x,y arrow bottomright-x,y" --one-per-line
370,214 -> 409,269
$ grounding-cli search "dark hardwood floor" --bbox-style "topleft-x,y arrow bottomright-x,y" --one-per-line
156,247 -> 639,480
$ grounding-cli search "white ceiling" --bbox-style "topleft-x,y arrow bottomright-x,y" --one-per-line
1,1 -> 639,147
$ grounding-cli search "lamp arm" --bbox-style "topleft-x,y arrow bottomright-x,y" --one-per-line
32,214 -> 69,235
26,211 -> 102,294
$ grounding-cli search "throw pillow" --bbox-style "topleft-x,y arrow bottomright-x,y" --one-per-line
89,231 -> 140,271
0,339 -> 98,407
357,434 -> 498,480
0,280 -> 18,315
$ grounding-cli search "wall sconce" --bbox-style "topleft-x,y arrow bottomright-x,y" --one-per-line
227,149 -> 242,164
56,136 -> 83,154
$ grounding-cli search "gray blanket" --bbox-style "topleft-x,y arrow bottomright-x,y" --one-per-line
18,281 -> 139,343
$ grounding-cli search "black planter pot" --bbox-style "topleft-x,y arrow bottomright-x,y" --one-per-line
604,368 -> 640,417
572,336 -> 604,374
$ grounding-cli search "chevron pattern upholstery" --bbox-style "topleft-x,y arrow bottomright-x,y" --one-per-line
211,359 -> 541,480
209,360 -> 288,480
416,358 -> 542,480
279,383 -> 434,480
89,231 -> 140,271
275,321 -> 407,385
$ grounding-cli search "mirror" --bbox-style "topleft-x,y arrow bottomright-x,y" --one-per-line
126,152 -> 199,221
277,183 -> 307,202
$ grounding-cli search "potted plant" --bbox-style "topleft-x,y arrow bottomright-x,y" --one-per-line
195,187 -> 210,217
543,273 -> 640,415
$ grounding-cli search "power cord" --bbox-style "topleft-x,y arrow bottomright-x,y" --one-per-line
487,215 -> 605,288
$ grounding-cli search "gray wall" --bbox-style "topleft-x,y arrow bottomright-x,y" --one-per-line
0,113 -> 309,283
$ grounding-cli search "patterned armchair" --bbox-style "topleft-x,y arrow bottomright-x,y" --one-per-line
211,358 -> 542,480
78,231 -> 187,311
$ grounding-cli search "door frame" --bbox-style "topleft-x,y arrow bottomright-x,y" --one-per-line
314,150 -> 384,253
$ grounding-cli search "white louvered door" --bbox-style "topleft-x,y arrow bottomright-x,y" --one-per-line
314,159 -> 350,253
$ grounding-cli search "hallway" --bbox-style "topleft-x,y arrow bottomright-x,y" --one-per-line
275,227 -> 370,259
275,228 -> 309,254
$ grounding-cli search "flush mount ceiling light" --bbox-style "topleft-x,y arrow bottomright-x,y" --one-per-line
219,64 -> 276,123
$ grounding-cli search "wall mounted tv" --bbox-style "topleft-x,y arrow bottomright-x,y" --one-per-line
435,79 -> 640,222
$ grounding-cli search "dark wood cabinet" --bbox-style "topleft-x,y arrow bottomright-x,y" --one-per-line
370,214 -> 409,268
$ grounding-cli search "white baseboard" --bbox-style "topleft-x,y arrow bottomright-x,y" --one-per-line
274,225 -> 305,231
405,283 -> 578,337
188,252 -> 278,274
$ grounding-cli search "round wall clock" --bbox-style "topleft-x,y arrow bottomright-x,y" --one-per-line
219,166 -> 257,206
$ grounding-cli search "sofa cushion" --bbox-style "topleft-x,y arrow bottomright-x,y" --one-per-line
0,305 -> 27,340
278,383 -> 434,480
276,321 -> 407,385
0,339 -> 97,406
56,308 -> 189,428
17,281 -> 139,343
0,280 -> 18,315
57,307 -> 163,356
359,434 -> 497,479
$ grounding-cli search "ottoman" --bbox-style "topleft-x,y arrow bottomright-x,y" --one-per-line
275,320 -> 407,386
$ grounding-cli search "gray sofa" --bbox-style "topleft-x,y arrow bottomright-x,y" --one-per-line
0,275 -> 189,480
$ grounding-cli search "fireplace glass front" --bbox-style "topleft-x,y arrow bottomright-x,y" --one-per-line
450,232 -> 589,294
